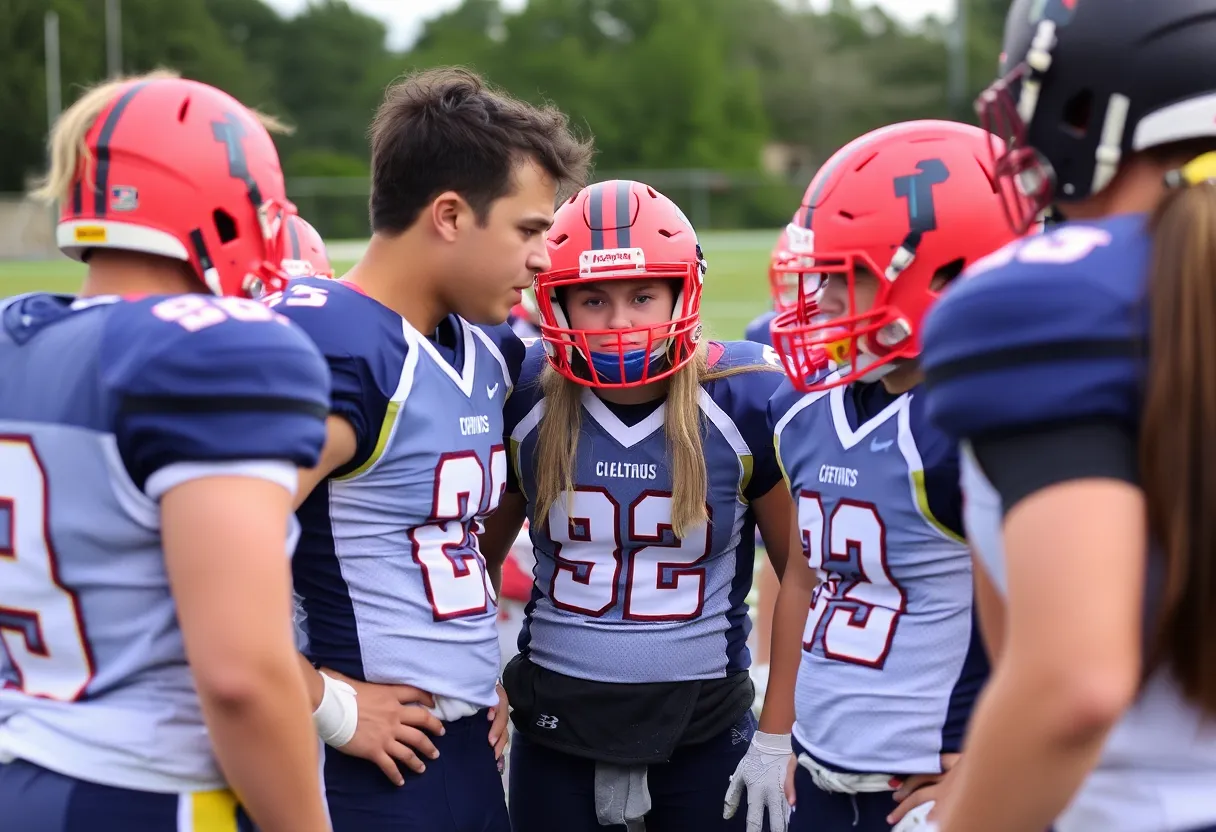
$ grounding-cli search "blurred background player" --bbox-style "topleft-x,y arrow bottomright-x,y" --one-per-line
745,226 -> 797,345
283,214 -> 334,278
759,120 -> 1019,832
507,286 -> 543,339
271,67 -> 593,832
921,2 -> 1216,831
0,72 -> 331,832
477,178 -> 795,832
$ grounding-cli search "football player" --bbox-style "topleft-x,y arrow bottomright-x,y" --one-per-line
744,226 -> 797,345
283,215 -> 334,278
756,120 -> 1020,832
475,178 -> 796,832
271,67 -> 593,832
0,73 -> 331,831
920,2 -> 1216,831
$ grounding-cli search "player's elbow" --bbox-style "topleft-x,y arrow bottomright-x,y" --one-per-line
1038,654 -> 1138,744
191,651 -> 301,715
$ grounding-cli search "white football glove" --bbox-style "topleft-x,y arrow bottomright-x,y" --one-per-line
723,731 -> 792,832
891,800 -> 939,832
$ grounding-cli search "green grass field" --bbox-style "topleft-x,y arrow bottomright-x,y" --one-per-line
0,229 -> 777,338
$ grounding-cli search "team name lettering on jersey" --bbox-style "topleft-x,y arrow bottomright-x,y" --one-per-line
818,464 -> 858,487
460,415 -> 493,436
595,461 -> 659,480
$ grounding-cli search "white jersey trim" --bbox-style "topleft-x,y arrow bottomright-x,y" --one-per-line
469,324 -> 514,397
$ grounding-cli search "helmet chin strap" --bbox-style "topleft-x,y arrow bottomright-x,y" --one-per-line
838,353 -> 900,384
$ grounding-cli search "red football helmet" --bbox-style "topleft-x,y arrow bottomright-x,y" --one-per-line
536,180 -> 706,388
767,226 -> 800,312
56,76 -> 297,298
283,215 -> 334,278
769,120 -> 1025,392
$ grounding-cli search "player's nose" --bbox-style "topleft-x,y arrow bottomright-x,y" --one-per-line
527,243 -> 551,275
607,301 -> 633,330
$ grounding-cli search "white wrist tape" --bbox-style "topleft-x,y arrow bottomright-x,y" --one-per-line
312,672 -> 358,748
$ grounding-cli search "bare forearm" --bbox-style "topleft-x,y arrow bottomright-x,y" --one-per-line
200,660 -> 329,832
939,667 -> 1112,832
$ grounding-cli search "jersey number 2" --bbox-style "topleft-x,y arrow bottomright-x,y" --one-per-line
798,492 -> 905,669
411,449 -> 507,621
0,437 -> 94,700
547,488 -> 710,621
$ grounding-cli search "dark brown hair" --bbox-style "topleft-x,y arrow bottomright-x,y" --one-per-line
368,67 -> 594,234
1141,139 -> 1216,715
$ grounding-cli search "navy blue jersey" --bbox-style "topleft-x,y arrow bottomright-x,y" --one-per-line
922,217 -> 1145,441
0,291 -> 328,792
272,278 -> 526,715
504,341 -> 785,683
743,309 -> 776,346
922,215 -> 1216,832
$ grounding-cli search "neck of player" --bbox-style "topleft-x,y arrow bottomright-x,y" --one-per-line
78,251 -> 203,298
593,378 -> 671,406
341,233 -> 450,334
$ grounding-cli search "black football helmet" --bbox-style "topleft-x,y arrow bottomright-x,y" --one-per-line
977,0 -> 1216,232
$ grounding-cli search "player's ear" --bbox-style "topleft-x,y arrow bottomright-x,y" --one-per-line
430,191 -> 466,243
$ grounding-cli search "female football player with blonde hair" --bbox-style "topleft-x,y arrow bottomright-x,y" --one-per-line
478,179 -> 795,831
0,71 -> 330,831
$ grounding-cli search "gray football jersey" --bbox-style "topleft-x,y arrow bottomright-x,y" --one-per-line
283,280 -> 523,713
772,379 -> 986,774
0,292 -> 328,792
505,340 -> 786,683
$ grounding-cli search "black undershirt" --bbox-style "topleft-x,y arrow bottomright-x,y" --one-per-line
971,419 -> 1138,514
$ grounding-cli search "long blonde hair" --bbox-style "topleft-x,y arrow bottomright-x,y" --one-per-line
31,69 -> 292,206
532,341 -> 779,538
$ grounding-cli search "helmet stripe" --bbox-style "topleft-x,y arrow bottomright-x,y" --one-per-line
588,181 -> 606,251
93,81 -> 152,217
615,179 -> 632,249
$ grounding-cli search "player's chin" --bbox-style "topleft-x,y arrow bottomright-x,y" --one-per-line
464,300 -> 513,326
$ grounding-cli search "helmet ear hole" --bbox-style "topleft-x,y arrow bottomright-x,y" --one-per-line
212,209 -> 238,244
930,258 -> 966,292
1062,88 -> 1094,138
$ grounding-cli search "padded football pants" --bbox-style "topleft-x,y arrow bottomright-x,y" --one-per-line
322,708 -> 510,832
0,758 -> 255,831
